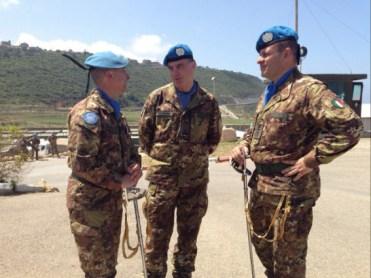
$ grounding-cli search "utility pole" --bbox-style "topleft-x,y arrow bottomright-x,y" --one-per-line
295,0 -> 302,70
295,0 -> 299,34
211,76 -> 216,94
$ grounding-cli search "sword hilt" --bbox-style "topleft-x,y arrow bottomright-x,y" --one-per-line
125,187 -> 147,201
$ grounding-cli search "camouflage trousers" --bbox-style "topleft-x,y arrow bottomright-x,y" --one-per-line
143,180 -> 208,277
67,178 -> 123,278
50,143 -> 59,157
249,189 -> 314,278
31,148 -> 39,160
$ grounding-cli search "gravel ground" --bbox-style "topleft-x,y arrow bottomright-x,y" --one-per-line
0,139 -> 369,278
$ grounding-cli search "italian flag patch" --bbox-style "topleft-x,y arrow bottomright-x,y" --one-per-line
331,98 -> 345,109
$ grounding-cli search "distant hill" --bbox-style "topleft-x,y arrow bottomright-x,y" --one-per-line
0,43 -> 264,107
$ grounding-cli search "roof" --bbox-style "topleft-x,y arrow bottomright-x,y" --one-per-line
309,73 -> 367,81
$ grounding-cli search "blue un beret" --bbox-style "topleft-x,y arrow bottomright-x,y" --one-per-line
163,44 -> 193,66
84,51 -> 129,69
256,26 -> 299,52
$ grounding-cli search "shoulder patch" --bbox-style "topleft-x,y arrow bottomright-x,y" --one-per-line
331,98 -> 345,109
82,112 -> 99,125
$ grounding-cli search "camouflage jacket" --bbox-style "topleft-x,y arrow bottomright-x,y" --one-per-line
48,134 -> 57,145
30,137 -> 40,146
139,82 -> 222,181
67,89 -> 140,191
243,69 -> 362,198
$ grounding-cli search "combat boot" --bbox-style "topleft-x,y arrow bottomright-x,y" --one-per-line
172,270 -> 192,278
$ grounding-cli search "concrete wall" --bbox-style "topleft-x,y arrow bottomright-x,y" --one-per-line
361,117 -> 371,137
362,117 -> 371,131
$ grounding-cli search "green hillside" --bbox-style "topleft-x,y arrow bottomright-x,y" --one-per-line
0,44 -> 264,107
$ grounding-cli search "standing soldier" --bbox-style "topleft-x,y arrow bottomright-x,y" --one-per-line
17,136 -> 29,159
48,132 -> 60,158
139,44 -> 222,278
30,133 -> 40,160
231,26 -> 362,277
66,51 -> 142,278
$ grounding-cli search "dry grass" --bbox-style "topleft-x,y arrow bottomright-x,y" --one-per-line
139,141 -> 240,169
213,141 -> 240,157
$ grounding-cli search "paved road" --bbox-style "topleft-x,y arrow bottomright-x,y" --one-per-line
0,139 -> 369,277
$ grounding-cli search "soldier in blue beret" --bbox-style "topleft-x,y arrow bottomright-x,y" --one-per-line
256,25 -> 298,52
67,51 -> 142,278
163,43 -> 194,66
139,44 -> 222,278
85,51 -> 129,69
231,25 -> 362,277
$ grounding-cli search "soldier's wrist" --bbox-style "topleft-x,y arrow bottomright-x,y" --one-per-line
104,173 -> 124,191
104,179 -> 122,191
303,149 -> 320,168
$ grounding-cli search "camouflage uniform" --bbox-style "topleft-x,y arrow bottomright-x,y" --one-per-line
139,82 -> 222,277
241,69 -> 362,278
48,133 -> 59,157
67,89 -> 140,278
30,135 -> 40,160
17,137 -> 29,158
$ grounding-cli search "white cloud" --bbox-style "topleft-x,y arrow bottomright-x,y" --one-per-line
15,33 -> 170,62
0,0 -> 19,10
128,34 -> 170,61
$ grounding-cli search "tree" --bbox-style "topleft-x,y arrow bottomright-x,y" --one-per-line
0,126 -> 27,183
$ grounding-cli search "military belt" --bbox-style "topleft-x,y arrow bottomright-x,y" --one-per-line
290,196 -> 316,208
254,163 -> 291,176
70,173 -> 108,190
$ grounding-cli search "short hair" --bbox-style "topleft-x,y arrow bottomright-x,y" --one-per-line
90,68 -> 108,84
277,40 -> 298,54
276,40 -> 301,64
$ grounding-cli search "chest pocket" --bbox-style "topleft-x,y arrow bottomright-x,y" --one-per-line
100,114 -> 120,146
269,111 -> 292,122
115,119 -> 134,171
190,112 -> 209,142
252,112 -> 294,145
262,111 -> 297,149
266,112 -> 295,131
99,115 -> 127,168
155,110 -> 173,131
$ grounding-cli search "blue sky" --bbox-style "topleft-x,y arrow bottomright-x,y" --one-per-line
1,0 -> 370,113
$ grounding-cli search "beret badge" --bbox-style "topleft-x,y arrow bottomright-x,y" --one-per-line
175,47 -> 185,56
262,32 -> 273,43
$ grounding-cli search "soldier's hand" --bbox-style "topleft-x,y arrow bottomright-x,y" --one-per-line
230,145 -> 248,166
282,157 -> 317,181
121,174 -> 136,189
128,163 -> 142,182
